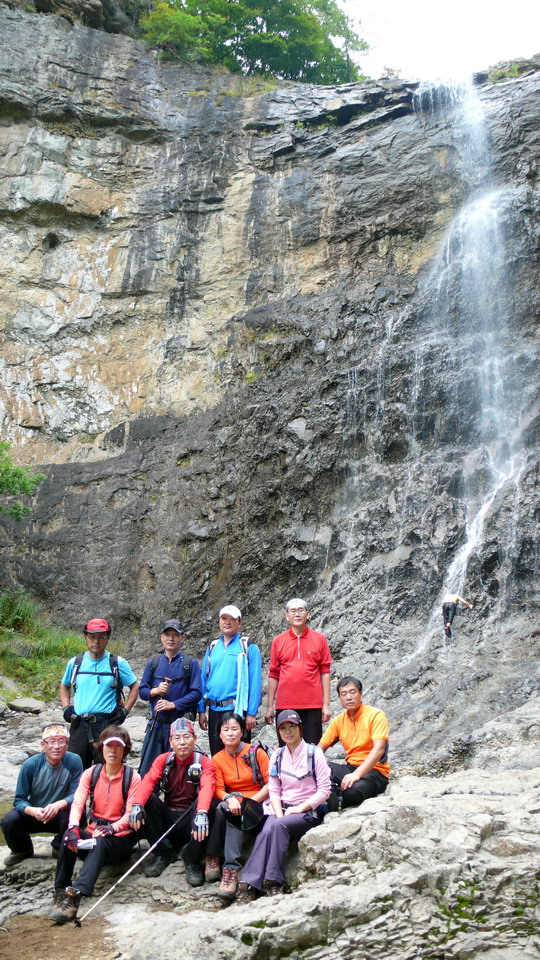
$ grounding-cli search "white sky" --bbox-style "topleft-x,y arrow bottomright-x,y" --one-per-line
341,0 -> 540,81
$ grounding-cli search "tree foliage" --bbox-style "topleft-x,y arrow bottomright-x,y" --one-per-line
0,442 -> 45,520
140,0 -> 367,83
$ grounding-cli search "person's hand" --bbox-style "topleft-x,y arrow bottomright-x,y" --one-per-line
192,810 -> 209,841
64,827 -> 81,853
41,801 -> 64,823
25,806 -> 45,822
94,823 -> 115,837
264,706 -> 275,726
198,712 -> 208,731
225,795 -> 243,816
322,705 -> 331,722
63,705 -> 75,723
129,804 -> 145,830
284,804 -> 306,816
340,773 -> 358,791
152,680 -> 171,697
154,699 -> 175,712
245,714 -> 257,731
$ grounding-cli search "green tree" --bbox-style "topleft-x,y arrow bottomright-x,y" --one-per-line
140,0 -> 367,82
0,442 -> 45,520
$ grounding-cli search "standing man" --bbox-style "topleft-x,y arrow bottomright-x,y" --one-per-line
60,618 -> 139,769
265,598 -> 331,746
198,605 -> 262,756
138,618 -> 202,776
1,724 -> 83,866
441,593 -> 473,638
318,676 -> 389,811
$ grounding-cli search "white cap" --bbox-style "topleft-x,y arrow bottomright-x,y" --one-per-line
219,604 -> 242,620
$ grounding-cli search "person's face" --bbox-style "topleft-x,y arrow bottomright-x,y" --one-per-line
338,683 -> 363,711
219,614 -> 241,640
170,731 -> 197,761
85,631 -> 109,659
278,721 -> 302,747
41,736 -> 69,766
102,740 -> 125,766
161,629 -> 184,657
286,604 -> 309,632
220,719 -> 243,750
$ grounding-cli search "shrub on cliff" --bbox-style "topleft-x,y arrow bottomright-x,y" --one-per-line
140,0 -> 367,83
0,442 -> 45,521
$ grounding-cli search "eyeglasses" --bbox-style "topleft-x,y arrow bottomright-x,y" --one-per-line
43,738 -> 68,746
288,608 -> 307,615
171,735 -> 193,743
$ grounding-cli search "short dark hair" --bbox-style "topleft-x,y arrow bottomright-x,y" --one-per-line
218,712 -> 246,735
95,725 -> 132,761
336,676 -> 363,694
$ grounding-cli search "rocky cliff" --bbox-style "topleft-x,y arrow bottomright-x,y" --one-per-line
0,10 -> 539,770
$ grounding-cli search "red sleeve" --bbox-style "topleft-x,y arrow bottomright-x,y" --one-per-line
268,637 -> 280,680
134,754 -> 168,807
319,635 -> 332,674
197,755 -> 216,812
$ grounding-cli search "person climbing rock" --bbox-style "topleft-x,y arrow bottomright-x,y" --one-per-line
318,677 -> 389,811
59,618 -> 139,769
441,594 -> 473,638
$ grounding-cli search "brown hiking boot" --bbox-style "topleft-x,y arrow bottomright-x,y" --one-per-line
204,855 -> 221,882
217,867 -> 238,901
48,886 -> 82,924
236,882 -> 260,905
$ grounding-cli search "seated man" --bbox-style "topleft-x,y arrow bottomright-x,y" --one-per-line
129,718 -> 215,886
1,724 -> 83,867
318,677 -> 390,811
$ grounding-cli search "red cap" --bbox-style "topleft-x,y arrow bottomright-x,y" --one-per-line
84,619 -> 111,633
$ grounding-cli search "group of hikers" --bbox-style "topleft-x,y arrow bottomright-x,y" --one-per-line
1,598 -> 393,923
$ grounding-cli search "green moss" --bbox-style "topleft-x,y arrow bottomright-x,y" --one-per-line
243,371 -> 259,384
175,455 -> 192,467
489,62 -> 521,82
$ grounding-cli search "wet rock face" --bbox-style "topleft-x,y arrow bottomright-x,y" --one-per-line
0,11 -> 539,768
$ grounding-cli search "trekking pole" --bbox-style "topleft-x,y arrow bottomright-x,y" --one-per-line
74,818 -> 178,927
138,713 -> 157,773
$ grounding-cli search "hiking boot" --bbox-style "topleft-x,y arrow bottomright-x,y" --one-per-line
48,886 -> 82,924
263,879 -> 283,897
217,867 -> 238,901
4,851 -> 33,868
142,854 -> 172,878
236,882 -> 260,904
204,855 -> 221,882
185,862 -> 204,887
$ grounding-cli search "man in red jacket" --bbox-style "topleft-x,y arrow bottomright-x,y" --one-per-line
129,718 -> 215,885
265,598 -> 332,745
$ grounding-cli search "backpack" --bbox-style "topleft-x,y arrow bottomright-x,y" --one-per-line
89,763 -> 134,819
72,652 -> 124,707
148,653 -> 196,721
160,750 -> 205,797
241,741 -> 270,787
271,743 -> 317,783
205,636 -> 253,678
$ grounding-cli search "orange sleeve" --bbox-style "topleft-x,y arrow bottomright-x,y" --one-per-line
319,716 -> 340,749
212,753 -> 227,800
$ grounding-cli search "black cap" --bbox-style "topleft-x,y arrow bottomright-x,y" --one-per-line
162,619 -> 185,634
276,709 -> 302,728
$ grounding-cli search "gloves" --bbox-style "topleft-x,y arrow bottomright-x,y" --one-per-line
64,827 -> 81,853
115,706 -> 128,722
63,705 -> 75,723
129,804 -> 145,825
96,823 -> 116,836
193,811 -> 209,832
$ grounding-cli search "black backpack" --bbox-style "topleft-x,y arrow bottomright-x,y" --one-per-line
89,763 -> 134,820
241,741 -> 270,787
72,652 -> 124,707
159,750 -> 204,798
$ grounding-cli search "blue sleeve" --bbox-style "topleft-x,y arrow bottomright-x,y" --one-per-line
246,643 -> 263,717
198,650 -> 209,713
61,657 -> 76,687
13,756 -> 37,814
65,753 -> 84,804
139,659 -> 154,703
118,657 -> 137,687
173,658 -> 203,713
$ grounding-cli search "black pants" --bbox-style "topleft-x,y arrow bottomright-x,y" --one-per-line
277,708 -> 322,747
208,708 -> 252,757
442,602 -> 457,626
1,807 -> 69,854
54,830 -> 136,897
143,793 -> 215,865
328,763 -> 388,810
68,714 -> 122,770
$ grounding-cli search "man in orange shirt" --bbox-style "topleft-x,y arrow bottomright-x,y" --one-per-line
318,676 -> 389,811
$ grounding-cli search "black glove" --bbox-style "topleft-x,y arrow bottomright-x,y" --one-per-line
63,705 -> 75,723
115,706 -> 128,722
96,823 -> 115,836
129,804 -> 145,825
64,827 -> 81,852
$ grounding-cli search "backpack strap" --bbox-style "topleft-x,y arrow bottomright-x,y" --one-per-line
89,763 -> 102,818
72,652 -> 123,706
271,744 -> 317,784
160,751 -> 176,795
71,653 -> 85,693
89,763 -> 133,819
205,635 -> 254,679
246,742 -> 268,786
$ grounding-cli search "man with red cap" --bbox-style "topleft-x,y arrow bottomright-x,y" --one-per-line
59,618 -> 139,768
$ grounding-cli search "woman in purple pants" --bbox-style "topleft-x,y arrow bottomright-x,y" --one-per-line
237,710 -> 331,902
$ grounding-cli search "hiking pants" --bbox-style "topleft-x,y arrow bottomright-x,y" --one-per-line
241,811 -> 321,890
138,721 -> 172,778
442,602 -> 457,626
143,793 -> 215,865
1,807 -> 69,854
67,714 -> 122,770
328,763 -> 388,809
205,800 -> 264,870
54,830 -> 135,897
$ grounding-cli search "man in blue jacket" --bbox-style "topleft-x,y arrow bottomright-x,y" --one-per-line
1,724 -> 83,867
138,618 -> 203,776
198,605 -> 262,755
